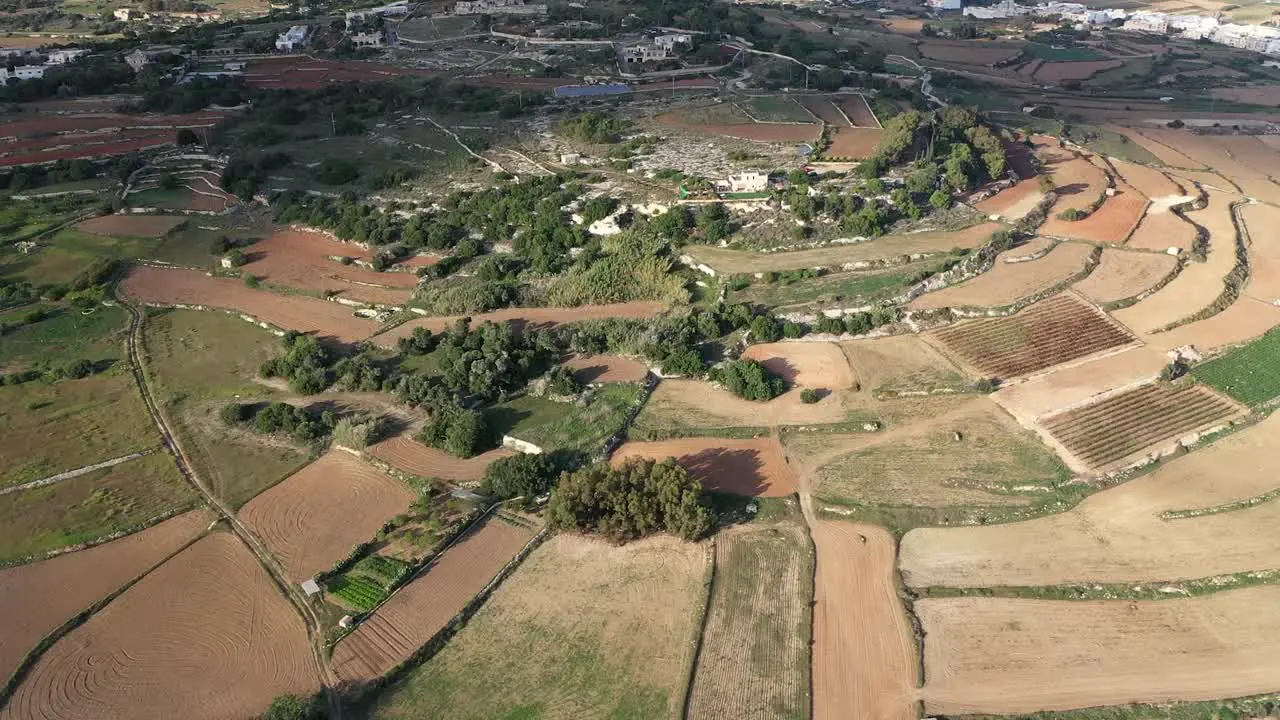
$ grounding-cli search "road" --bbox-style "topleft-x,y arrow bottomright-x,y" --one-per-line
116,292 -> 341,719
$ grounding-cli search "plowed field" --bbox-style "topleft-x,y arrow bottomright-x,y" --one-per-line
741,341 -> 854,388
974,180 -> 1043,220
1125,208 -> 1198,252
811,522 -> 915,720
899,411 -> 1280,587
75,214 -> 186,238
1240,201 -> 1280,303
241,229 -> 418,306
1111,159 -> 1183,199
120,265 -> 378,344
798,96 -> 848,126
243,57 -> 436,89
371,302 -> 664,347
562,354 -> 649,384
654,112 -> 822,143
1040,146 -> 1108,214
1040,382 -> 1244,470
611,436 -> 797,497
240,450 -> 415,582
1073,248 -> 1177,304
826,127 -> 883,159
917,586 -> 1280,715
2,533 -> 317,720
839,94 -> 879,127
331,513 -> 535,682
688,525 -> 811,720
0,509 -> 211,682
933,293 -> 1135,379
920,42 -> 1021,64
1039,182 -> 1148,243
910,242 -> 1094,310
366,435 -> 514,483
1034,59 -> 1123,82
1142,131 -> 1280,205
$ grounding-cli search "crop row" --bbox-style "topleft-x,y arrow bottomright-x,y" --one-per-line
352,555 -> 408,588
1192,327 -> 1280,406
328,575 -> 387,611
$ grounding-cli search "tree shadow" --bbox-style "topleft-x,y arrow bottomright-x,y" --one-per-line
680,447 -> 770,497
482,405 -> 532,437
1053,182 -> 1088,197
756,356 -> 798,386
570,362 -> 609,385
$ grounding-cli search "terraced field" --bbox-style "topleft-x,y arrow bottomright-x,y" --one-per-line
933,294 -> 1135,379
1040,383 -> 1244,470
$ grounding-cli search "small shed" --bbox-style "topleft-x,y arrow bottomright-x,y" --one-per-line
300,579 -> 321,597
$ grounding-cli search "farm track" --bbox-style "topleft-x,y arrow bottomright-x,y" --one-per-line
115,294 -> 339,718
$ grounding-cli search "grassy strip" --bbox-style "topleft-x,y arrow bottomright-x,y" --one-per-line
1191,326 -> 1280,406
1161,486 -> 1280,520
955,692 -> 1280,720
915,567 -> 1280,603
678,541 -> 717,719
629,424 -> 772,441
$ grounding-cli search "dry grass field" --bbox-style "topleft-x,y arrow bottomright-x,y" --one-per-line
811,521 -> 916,720
1034,59 -> 1123,82
839,334 -> 969,395
910,242 -> 1094,310
370,302 -> 664,347
0,509 -> 211,683
917,586 -> 1280,715
331,513 -> 536,682
1139,130 -> 1280,205
366,534 -> 706,720
366,435 -> 514,484
1039,144 -> 1108,214
1156,295 -> 1280,353
682,223 -> 1003,274
1107,126 -> 1205,169
992,345 -> 1169,423
1239,201 -> 1280,303
612,436 -> 798,497
2,532 -> 317,720
1111,159 -> 1184,199
899,411 -> 1280,587
636,377 -> 850,427
1072,248 -> 1178,304
919,41 -> 1021,64
240,450 -> 416,582
687,525 -> 811,720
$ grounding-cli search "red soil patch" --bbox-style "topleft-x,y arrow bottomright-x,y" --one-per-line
611,436 -> 797,497
563,354 -> 649,384
120,265 -> 379,345
1111,159 -> 1183,198
654,112 -> 822,143
1039,145 -> 1108,214
827,127 -> 884,159
75,214 -> 186,238
366,435 -> 514,484
240,451 -> 415,583
920,42 -> 1022,65
0,111 -> 229,140
241,229 -> 418,306
840,94 -> 879,128
243,57 -> 436,89
1073,248 -> 1178,304
1212,86 -> 1280,105
975,180 -> 1043,220
910,242 -> 1095,310
1034,60 -> 1123,82
372,302 -> 664,348
331,512 -> 536,682
0,134 -> 174,167
0,510 -> 212,683
1039,181 -> 1149,243
799,96 -> 849,126
3,533 -> 317,720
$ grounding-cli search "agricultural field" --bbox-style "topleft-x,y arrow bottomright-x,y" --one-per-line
0,509 -> 211,683
974,180 -> 1044,221
900,410 -> 1280,587
367,434 -> 514,483
932,293 -> 1136,379
825,127 -> 884,160
654,105 -> 823,143
612,436 -> 798,497
919,41 -> 1022,65
364,533 -> 706,720
688,524 -> 812,720
840,333 -> 971,395
736,96 -> 815,124
239,450 -> 417,583
331,512 -> 537,682
561,354 -> 649,384
238,229 -> 421,307
488,382 -> 646,459
2,532 -> 317,720
992,345 -> 1170,424
74,214 -> 186,239
327,555 -> 410,612
1192,327 -> 1280,405
1034,59 -> 1124,82
909,241 -> 1095,310
1125,206 -> 1199,253
1072,248 -> 1178,304
726,262 -> 934,311
140,309 -> 311,507
1039,146 -> 1109,215
1238,201 -> 1280,303
917,587 -> 1280,715
839,94 -> 880,128
372,302 -> 664,347
798,95 -> 849,125
1038,180 -> 1148,244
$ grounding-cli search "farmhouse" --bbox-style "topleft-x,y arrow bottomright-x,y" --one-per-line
454,0 -> 546,15
46,48 -> 89,64
654,32 -> 692,50
724,171 -> 770,193
350,30 -> 386,48
0,66 -> 45,81
620,43 -> 671,64
276,25 -> 311,52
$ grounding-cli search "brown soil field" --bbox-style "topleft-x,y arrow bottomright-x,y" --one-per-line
654,112 -> 822,143
840,334 -> 969,394
992,345 -> 1169,423
741,341 -> 854,388
1040,382 -> 1244,470
3,532 -> 317,720
839,94 -> 879,128
1039,145 -> 1109,214
811,521 -> 916,720
562,354 -> 649,384
798,96 -> 848,126
974,180 -> 1043,220
1212,85 -> 1280,105
74,214 -> 186,238
371,302 -> 664,348
241,229 -> 418,306
1155,295 -> 1280,353
612,436 -> 797,497
1239,201 -> 1280,303
0,510 -> 211,683
900,410 -> 1280,587
1034,59 -> 1123,82
1039,181 -> 1149,243
119,265 -> 379,344
684,222 -> 1004,274
909,242 -> 1095,310
1125,207 -> 1198,252
826,127 -> 883,159
1108,125 -> 1205,169
366,533 -> 705,720
917,586 -> 1280,715
1073,248 -> 1178,304
1112,190 -> 1238,335
688,524 -> 811,720
1110,159 -> 1184,199
331,512 -> 535,682
366,434 -> 514,483
1139,130 -> 1280,205
932,293 -> 1136,380
919,41 -> 1021,65
240,450 -> 416,583
243,57 -> 436,90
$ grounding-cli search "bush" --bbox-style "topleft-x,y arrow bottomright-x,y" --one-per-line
263,693 -> 326,720
1056,207 -> 1087,221
782,321 -> 807,339
974,377 -> 998,393
546,458 -> 712,542
711,359 -> 785,401
331,416 -> 378,450
243,274 -> 261,288
929,189 -> 952,209
396,327 -> 434,355
545,365 -> 582,396
58,358 -> 94,380
224,248 -> 245,267
661,347 -> 705,376
220,402 -> 253,425
315,158 -> 360,185
748,314 -> 783,343
800,388 -> 821,404
480,453 -> 557,503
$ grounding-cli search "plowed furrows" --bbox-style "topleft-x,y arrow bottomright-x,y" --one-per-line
357,618 -> 412,661
1042,384 -> 1171,435
1045,389 -> 1237,466
978,326 -> 1130,377
943,304 -> 1120,353
1063,396 -> 1236,465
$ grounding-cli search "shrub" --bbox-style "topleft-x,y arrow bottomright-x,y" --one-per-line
220,402 -> 253,425
782,321 -> 807,339
661,347 -> 705,376
711,359 -> 785,401
546,458 -> 712,542
800,388 -> 821,404
331,416 -> 378,450
545,365 -> 582,396
1056,207 -> 1087,221
315,158 -> 359,185
748,314 -> 783,343
397,326 -> 435,356
974,377 -> 998,393
262,694 -> 326,720
58,358 -> 94,380
481,453 -> 557,503
929,189 -> 952,209
243,273 -> 261,288
224,248 -> 245,267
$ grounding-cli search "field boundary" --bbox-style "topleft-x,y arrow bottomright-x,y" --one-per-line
1161,485 -> 1280,520
0,524 -> 213,709
943,244 -> 1102,320
915,566 -> 1280,602
0,449 -> 156,497
1154,199 -> 1251,333
0,504 -> 199,570
678,539 -> 717,720
1100,253 -> 1186,312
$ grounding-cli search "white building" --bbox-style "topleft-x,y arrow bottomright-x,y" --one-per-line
345,1 -> 408,29
350,30 -> 385,48
454,0 -> 545,15
1,66 -> 46,81
726,171 -> 769,193
620,43 -> 670,64
46,48 -> 89,64
928,0 -> 963,10
276,25 -> 311,52
963,0 -> 1026,19
1123,12 -> 1168,33
654,32 -> 692,50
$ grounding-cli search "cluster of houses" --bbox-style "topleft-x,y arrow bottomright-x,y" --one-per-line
0,47 -> 90,83
454,0 -> 546,16
619,31 -> 695,65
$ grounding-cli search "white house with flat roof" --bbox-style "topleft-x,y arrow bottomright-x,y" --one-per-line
276,25 -> 311,52
47,48 -> 89,64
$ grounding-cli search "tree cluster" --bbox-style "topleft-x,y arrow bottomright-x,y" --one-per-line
557,111 -> 630,144
220,401 -> 337,443
259,332 -> 333,394
480,453 -> 558,504
546,458 -> 712,542
710,358 -> 786,401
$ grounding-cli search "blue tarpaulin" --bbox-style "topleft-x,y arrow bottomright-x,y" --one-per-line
554,83 -> 632,98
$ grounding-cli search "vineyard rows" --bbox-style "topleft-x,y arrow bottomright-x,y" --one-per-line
1042,383 -> 1241,469
936,294 -> 1133,379
329,575 -> 386,611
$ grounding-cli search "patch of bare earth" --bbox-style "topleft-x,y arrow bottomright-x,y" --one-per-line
1073,248 -> 1177,304
240,229 -> 418,306
366,435 -> 514,484
75,214 -> 186,238
562,354 -> 649,384
612,436 -> 798,497
910,242 -> 1094,310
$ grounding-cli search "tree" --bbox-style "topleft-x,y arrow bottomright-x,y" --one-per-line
176,128 -> 199,146
546,458 -> 712,542
748,314 -> 782,343
929,189 -> 952,209
545,365 -> 582,396
711,358 -> 785,401
800,388 -> 821,403
397,326 -> 434,355
481,453 -> 557,503
263,694 -> 325,720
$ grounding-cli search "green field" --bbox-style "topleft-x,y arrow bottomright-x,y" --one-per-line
738,96 -> 814,123
727,264 -> 929,310
141,308 -> 310,507
1024,43 -> 1106,62
327,554 -> 409,611
0,304 -> 128,367
1192,328 -> 1280,406
0,451 -> 196,563
487,383 -> 644,460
